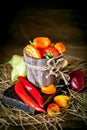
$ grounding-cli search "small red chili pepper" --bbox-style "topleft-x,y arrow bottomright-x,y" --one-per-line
14,82 -> 45,112
40,47 -> 60,59
18,76 -> 44,108
47,103 -> 60,117
54,95 -> 70,108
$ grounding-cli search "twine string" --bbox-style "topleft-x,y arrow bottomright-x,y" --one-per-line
24,55 -> 70,85
46,57 -> 70,85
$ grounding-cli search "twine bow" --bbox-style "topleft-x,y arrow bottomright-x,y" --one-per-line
46,55 -> 70,85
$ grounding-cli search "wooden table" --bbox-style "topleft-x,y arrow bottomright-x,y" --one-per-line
0,9 -> 87,130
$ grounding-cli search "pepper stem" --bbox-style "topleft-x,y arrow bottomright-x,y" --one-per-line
29,40 -> 34,46
51,110 -> 57,115
56,85 -> 64,88
13,75 -> 18,82
67,100 -> 71,105
45,52 -> 53,59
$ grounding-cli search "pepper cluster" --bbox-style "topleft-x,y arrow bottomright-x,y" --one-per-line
40,84 -> 71,117
8,37 -> 85,117
14,68 -> 85,117
25,37 -> 66,59
40,69 -> 85,117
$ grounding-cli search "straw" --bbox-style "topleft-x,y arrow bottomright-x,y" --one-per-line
0,55 -> 87,130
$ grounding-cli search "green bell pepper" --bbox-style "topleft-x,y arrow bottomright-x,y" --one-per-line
7,54 -> 27,82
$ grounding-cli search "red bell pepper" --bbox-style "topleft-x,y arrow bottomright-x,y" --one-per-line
14,81 -> 45,112
69,70 -> 85,92
18,76 -> 44,108
40,47 -> 59,59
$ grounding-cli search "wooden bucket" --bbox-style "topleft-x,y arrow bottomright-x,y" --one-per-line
23,48 -> 64,87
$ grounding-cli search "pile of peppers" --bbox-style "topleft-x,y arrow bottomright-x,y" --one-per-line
14,76 -> 71,115
14,69 -> 85,117
12,37 -> 85,117
7,37 -> 66,82
26,37 -> 66,59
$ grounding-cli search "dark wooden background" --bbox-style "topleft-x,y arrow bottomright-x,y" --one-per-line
0,1 -> 87,63
0,1 -> 87,130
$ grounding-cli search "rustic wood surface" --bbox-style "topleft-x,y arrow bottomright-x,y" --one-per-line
0,6 -> 87,130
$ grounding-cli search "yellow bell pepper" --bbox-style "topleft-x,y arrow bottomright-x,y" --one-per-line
62,59 -> 68,69
26,44 -> 41,58
54,95 -> 70,108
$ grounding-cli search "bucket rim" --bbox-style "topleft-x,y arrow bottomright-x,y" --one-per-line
23,47 -> 64,61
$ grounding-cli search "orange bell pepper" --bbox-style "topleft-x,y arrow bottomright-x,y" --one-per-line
54,42 -> 66,54
54,95 -> 70,108
25,44 -> 41,58
32,37 -> 51,49
47,103 -> 60,117
40,84 -> 56,94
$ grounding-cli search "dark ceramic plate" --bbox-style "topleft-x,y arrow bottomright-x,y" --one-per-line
2,85 -> 35,114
